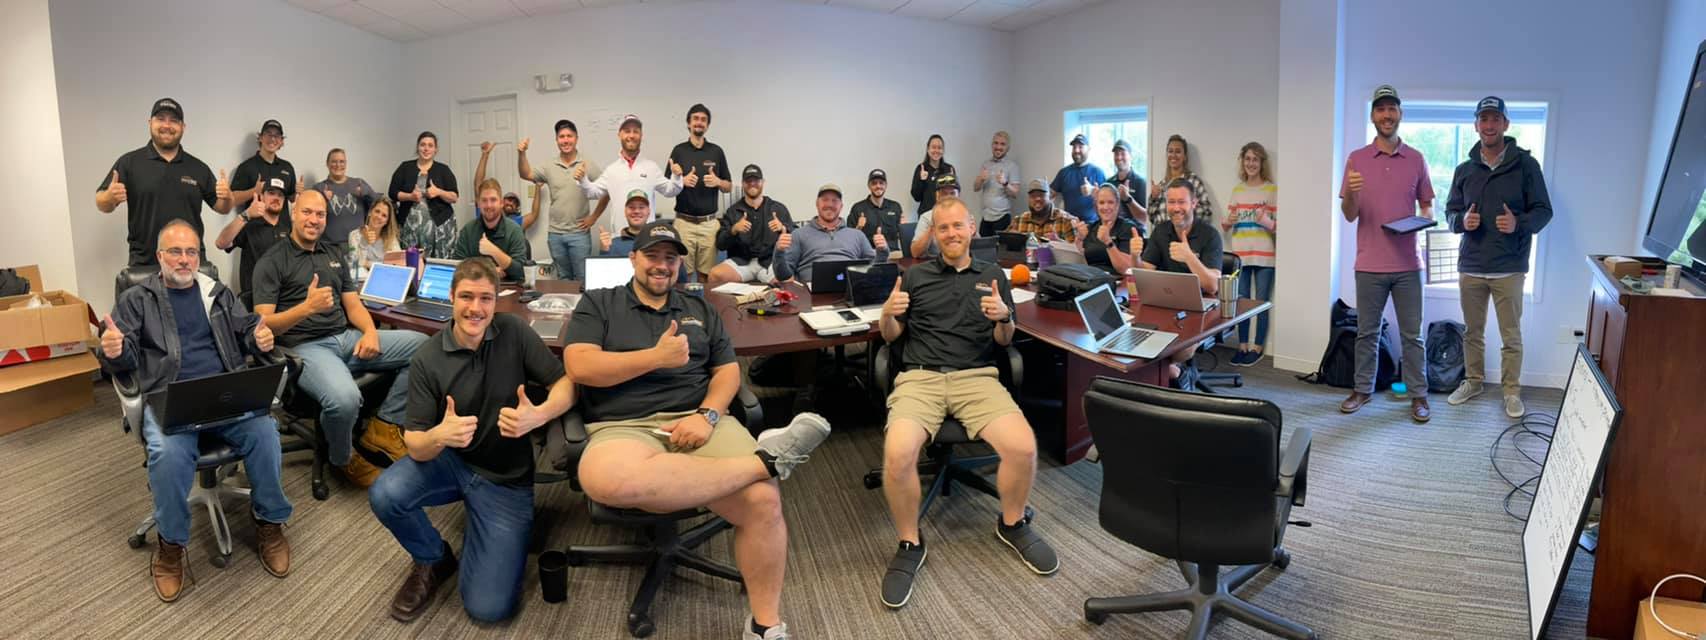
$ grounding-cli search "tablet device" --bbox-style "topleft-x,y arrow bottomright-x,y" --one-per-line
1382,215 -> 1438,235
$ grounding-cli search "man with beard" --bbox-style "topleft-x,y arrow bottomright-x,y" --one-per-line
566,222 -> 833,640
371,258 -> 575,623
972,131 -> 1021,237
229,119 -> 302,209
216,177 -> 293,298
579,114 -> 684,236
519,119 -> 604,280
98,220 -> 293,602
252,191 -> 427,486
708,164 -> 792,287
775,184 -> 883,284
1108,139 -> 1149,222
847,169 -> 903,256
668,104 -> 734,281
1049,133 -> 1107,224
600,190 -> 662,257
451,179 -> 530,281
97,98 -> 234,266
469,141 -> 540,232
1008,179 -> 1081,243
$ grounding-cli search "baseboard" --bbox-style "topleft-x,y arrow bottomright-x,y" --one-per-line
1271,355 -> 1317,374
1266,358 -> 1566,390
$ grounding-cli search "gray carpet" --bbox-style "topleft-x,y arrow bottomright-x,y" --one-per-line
0,355 -> 1593,639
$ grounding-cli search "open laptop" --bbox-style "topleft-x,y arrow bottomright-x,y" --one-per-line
1132,269 -> 1217,311
390,261 -> 457,321
971,237 -> 998,263
1074,285 -> 1176,359
996,231 -> 1030,252
808,259 -> 864,294
146,362 -> 288,435
584,257 -> 635,291
360,262 -> 415,307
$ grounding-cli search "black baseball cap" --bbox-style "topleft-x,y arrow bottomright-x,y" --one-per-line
554,119 -> 577,134
631,221 -> 687,254
1112,139 -> 1133,154
150,98 -> 183,120
934,173 -> 960,192
262,177 -> 286,194
1371,85 -> 1401,107
867,168 -> 887,183
261,119 -> 284,136
1476,96 -> 1507,117
742,164 -> 763,181
1069,133 -> 1088,147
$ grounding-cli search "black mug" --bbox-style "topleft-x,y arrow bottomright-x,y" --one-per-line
538,550 -> 568,604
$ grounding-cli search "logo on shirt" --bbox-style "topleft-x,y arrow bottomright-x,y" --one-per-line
678,315 -> 704,328
179,176 -> 199,187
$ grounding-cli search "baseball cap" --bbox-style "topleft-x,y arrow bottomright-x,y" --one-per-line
619,114 -> 642,129
1026,178 -> 1050,194
1371,85 -> 1401,107
503,192 -> 521,203
934,173 -> 960,192
260,119 -> 284,136
742,164 -> 763,181
262,177 -> 286,194
817,183 -> 842,198
1112,139 -> 1133,154
632,221 -> 687,254
554,119 -> 577,134
867,168 -> 887,183
150,98 -> 183,120
1476,96 -> 1507,117
624,188 -> 650,204
1069,133 -> 1088,146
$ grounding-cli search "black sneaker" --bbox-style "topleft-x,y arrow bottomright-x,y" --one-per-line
995,506 -> 1058,575
880,541 -> 927,609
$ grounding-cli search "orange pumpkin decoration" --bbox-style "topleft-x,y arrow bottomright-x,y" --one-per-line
1009,263 -> 1032,286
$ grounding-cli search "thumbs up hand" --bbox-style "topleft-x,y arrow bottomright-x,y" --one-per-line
254,319 -> 274,353
1070,217 -> 1089,242
873,227 -> 888,252
101,315 -> 125,359
305,273 -> 336,313
517,138 -> 530,153
682,167 -> 699,189
246,192 -> 267,219
572,161 -> 587,181
1463,204 -> 1481,231
216,170 -> 232,201
774,226 -> 792,253
1169,241 -> 1194,265
703,170 -> 722,189
425,180 -> 443,200
435,396 -> 479,448
919,164 -> 930,181
599,228 -> 613,252
480,141 -> 493,154
855,213 -> 867,230
107,171 -> 128,204
296,176 -> 307,195
498,384 -> 546,437
882,277 -> 910,319
669,159 -> 685,177
652,320 -> 690,369
980,279 -> 1009,321
732,211 -> 752,234
1080,177 -> 1094,196
767,212 -> 784,233
1345,169 -> 1364,194
1496,204 -> 1518,234
1150,179 -> 1164,199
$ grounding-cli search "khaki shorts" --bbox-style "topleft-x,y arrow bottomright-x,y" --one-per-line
673,216 -> 720,275
586,410 -> 755,458
885,366 -> 1021,441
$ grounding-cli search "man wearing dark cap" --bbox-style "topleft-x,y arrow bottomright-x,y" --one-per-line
1443,96 -> 1553,419
709,165 -> 792,287
601,189 -> 660,257
98,98 -> 234,267
1049,133 -> 1108,224
848,169 -> 903,258
230,119 -> 301,210
775,184 -> 881,284
910,174 -> 964,259
1109,139 -> 1149,222
216,177 -> 293,298
667,104 -> 733,281
519,119 -> 604,280
1008,179 -> 1080,242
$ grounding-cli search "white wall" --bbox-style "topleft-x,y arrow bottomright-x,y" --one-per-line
1,0 -> 77,292
49,0 -> 405,316
1638,0 -> 1706,248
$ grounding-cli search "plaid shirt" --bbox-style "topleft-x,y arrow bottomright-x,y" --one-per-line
1009,207 -> 1079,242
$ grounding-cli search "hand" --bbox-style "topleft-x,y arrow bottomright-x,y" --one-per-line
1257,209 -> 1275,229
978,165 -> 990,186
246,192 -> 267,220
598,228 -> 612,252
1463,204 -> 1481,231
322,187 -> 334,203
363,226 -> 379,244
517,138 -> 530,153
1221,211 -> 1235,231
854,214 -> 866,230
425,181 -> 443,200
480,141 -> 493,154
732,212 -> 753,234
304,274 -> 336,313
882,278 -> 909,318
919,165 -> 930,181
998,170 -> 1007,185
767,212 -> 784,233
497,385 -> 546,438
1149,180 -> 1164,199
254,320 -> 274,353
1130,232 -> 1144,257
354,330 -> 381,360
1345,169 -> 1364,194
652,320 -> 690,369
576,213 -> 598,230
980,279 -> 1009,322
296,176 -> 307,195
216,170 -> 231,201
572,161 -> 587,181
682,167 -> 699,188
1098,220 -> 1114,247
1070,217 -> 1089,242
107,171 -> 127,204
660,413 -> 712,449
873,228 -> 888,251
1117,182 -> 1131,202
774,228 -> 792,253
478,234 -> 502,258
702,172 -> 721,189
1497,204 -> 1518,234
1079,177 -> 1093,196
669,159 -> 685,178
100,315 -> 124,359
1168,241 -> 1194,265
434,396 -> 478,449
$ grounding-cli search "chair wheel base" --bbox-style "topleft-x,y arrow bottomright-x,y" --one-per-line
1084,610 -> 1108,625
1273,549 -> 1292,570
564,551 -> 587,567
311,481 -> 329,501
862,471 -> 883,490
127,533 -> 147,549
210,554 -> 229,569
626,612 -> 655,638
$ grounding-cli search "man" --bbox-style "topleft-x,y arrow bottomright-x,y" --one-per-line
601,190 -> 660,257
973,131 -> 1022,237
97,220 -> 292,602
565,222 -> 833,640
252,191 -> 428,485
469,142 -> 540,231
1008,179 -> 1081,243
1049,133 -> 1108,224
230,119 -> 302,209
451,179 -> 530,281
579,114 -> 685,236
667,104 -> 734,280
709,164 -> 792,287
520,119 -> 605,280
909,174 -> 962,259
1137,180 -> 1223,295
97,98 -> 234,266
215,177 -> 292,297
1444,96 -> 1554,418
775,184 -> 882,284
1109,139 -> 1149,223
371,258 -> 575,623
1339,85 -> 1434,423
847,168 -> 903,256
877,197 -> 1056,609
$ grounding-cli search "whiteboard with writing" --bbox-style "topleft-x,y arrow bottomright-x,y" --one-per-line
1523,344 -> 1623,640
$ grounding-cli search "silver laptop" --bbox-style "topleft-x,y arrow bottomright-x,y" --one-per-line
584,257 -> 635,291
1074,285 -> 1176,359
1132,269 -> 1217,312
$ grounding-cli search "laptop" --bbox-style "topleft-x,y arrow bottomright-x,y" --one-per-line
584,257 -> 635,291
971,237 -> 998,263
1132,269 -> 1217,312
1048,240 -> 1087,265
360,262 -> 415,307
145,362 -> 288,435
808,259 -> 864,294
996,231 -> 1030,252
390,261 -> 457,321
1073,286 -> 1176,359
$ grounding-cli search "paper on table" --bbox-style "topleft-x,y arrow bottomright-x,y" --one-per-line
712,282 -> 766,295
1011,289 -> 1036,305
1651,287 -> 1696,298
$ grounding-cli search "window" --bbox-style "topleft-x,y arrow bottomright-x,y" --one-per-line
1064,106 -> 1149,178
1365,100 -> 1550,289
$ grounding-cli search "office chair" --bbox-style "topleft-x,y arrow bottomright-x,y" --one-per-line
114,263 -> 221,303
861,339 -> 1024,520
899,222 -> 918,259
1195,252 -> 1244,393
273,357 -> 398,500
1081,376 -> 1315,640
562,386 -> 766,638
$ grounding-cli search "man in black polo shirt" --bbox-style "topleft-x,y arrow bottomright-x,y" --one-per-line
252,191 -> 428,487
566,222 -> 832,640
1138,179 -> 1225,295
371,258 -> 574,624
215,177 -> 292,299
229,119 -> 301,210
97,98 -> 234,266
708,164 -> 792,287
876,197 -> 1056,610
848,168 -> 903,258
666,104 -> 733,281
450,178 -> 529,281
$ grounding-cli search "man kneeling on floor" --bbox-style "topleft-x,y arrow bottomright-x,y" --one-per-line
877,196 -> 1058,610
370,258 -> 575,622
565,222 -> 832,640
98,220 -> 293,602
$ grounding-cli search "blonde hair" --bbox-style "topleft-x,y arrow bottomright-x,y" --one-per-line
367,198 -> 400,248
1238,142 -> 1272,183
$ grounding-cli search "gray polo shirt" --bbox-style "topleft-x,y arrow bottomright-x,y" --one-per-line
774,217 -> 877,283
976,157 -> 1021,221
529,154 -> 605,234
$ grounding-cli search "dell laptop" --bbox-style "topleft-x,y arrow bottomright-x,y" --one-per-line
1074,285 -> 1176,359
146,362 -> 288,435
389,261 -> 457,322
808,259 -> 864,294
971,237 -> 998,264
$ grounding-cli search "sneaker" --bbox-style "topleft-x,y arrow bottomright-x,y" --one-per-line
1234,351 -> 1261,367
151,539 -> 191,603
880,541 -> 927,609
360,417 -> 409,461
755,412 -> 831,481
1504,394 -> 1526,419
1447,380 -> 1484,406
339,454 -> 383,488
995,506 -> 1059,575
742,618 -> 791,639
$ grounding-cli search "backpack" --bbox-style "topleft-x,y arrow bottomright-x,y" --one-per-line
1299,299 -> 1398,391
1425,320 -> 1467,393
0,268 -> 29,297
1035,264 -> 1116,310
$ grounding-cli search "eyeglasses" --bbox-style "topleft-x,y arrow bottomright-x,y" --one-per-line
159,248 -> 201,259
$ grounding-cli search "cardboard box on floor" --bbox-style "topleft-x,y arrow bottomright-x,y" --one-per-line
1636,596 -> 1706,639
0,265 -> 99,434
0,264 -> 96,367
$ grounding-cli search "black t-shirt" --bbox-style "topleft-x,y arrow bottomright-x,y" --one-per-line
99,143 -> 220,266
848,198 -> 903,250
251,237 -> 350,346
1141,217 -> 1224,275
566,284 -> 736,423
405,314 -> 566,486
666,140 -> 731,217
1084,217 -> 1146,274
230,153 -> 299,203
167,283 -> 225,381
226,217 -> 291,295
715,196 -> 792,266
896,257 -> 1014,370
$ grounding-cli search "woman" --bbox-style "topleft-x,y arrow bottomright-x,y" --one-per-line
1224,142 -> 1277,367
313,148 -> 379,247
388,131 -> 459,258
908,134 -> 954,217
1079,183 -> 1144,274
1145,134 -> 1214,230
348,198 -> 401,276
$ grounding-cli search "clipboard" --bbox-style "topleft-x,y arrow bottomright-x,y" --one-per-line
1381,216 -> 1438,235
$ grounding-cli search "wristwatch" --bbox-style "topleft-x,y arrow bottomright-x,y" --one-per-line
695,407 -> 721,426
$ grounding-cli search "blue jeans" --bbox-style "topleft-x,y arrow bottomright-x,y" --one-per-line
370,452 -> 535,623
1236,266 -> 1275,346
549,230 -> 593,280
1353,270 -> 1427,394
143,410 -> 292,545
291,329 -> 425,465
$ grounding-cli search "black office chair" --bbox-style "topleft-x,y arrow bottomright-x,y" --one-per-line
1195,252 -> 1244,393
273,357 -> 398,500
899,222 -> 918,259
860,339 -> 1024,520
1081,377 -> 1315,640
562,386 -> 766,638
114,263 -> 221,303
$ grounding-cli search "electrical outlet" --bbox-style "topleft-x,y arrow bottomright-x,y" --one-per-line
1558,325 -> 1585,344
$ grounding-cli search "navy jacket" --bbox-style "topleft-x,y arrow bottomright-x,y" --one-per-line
1444,138 -> 1553,274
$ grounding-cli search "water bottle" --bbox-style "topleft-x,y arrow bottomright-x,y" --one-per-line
347,244 -> 360,282
405,245 -> 421,284
1025,233 -> 1040,270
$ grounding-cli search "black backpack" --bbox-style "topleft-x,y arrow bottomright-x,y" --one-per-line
1425,320 -> 1467,393
1035,264 -> 1117,310
1299,299 -> 1398,391
0,268 -> 30,297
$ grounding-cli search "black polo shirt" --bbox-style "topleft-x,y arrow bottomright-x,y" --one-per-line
226,216 -> 291,295
99,143 -> 220,266
1110,170 -> 1148,212
897,256 -> 1014,370
230,153 -> 299,203
405,313 -> 565,486
1141,217 -> 1224,275
715,196 -> 792,267
666,140 -> 730,218
251,236 -> 350,346
848,198 -> 903,250
1084,216 -> 1146,274
566,283 -> 735,423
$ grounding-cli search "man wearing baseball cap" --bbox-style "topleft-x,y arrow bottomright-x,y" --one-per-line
1443,96 -> 1554,418
1109,139 -> 1149,222
848,168 -> 903,256
579,114 -> 684,239
1339,84 -> 1434,422
668,104 -> 734,281
709,165 -> 793,287
601,189 -> 665,257
1008,179 -> 1079,242
230,119 -> 301,210
1049,132 -> 1108,224
910,174 -> 964,259
97,98 -> 234,267
216,177 -> 293,298
774,183 -> 882,284
520,119 -> 605,280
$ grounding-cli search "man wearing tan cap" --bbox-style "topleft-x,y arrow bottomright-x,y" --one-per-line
579,114 -> 683,237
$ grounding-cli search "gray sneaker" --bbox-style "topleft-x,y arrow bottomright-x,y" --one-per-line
1504,394 -> 1526,419
755,412 -> 831,481
1446,380 -> 1483,406
881,541 -> 927,609
741,618 -> 790,639
995,506 -> 1058,575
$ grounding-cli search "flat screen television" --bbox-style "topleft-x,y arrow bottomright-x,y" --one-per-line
1643,38 -> 1706,276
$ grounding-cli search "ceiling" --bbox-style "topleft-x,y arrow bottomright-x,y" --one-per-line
283,0 -> 1096,41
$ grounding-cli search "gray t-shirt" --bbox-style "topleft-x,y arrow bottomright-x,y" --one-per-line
976,157 -> 1021,221
312,177 -> 378,245
530,156 -> 605,234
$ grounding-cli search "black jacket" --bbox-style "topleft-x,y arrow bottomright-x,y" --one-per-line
1445,138 -> 1553,274
909,161 -> 955,215
387,160 -> 459,227
98,272 -> 267,397
716,196 -> 793,267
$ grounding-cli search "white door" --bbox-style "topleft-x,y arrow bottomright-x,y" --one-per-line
455,95 -> 545,258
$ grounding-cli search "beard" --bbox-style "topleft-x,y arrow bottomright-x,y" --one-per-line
163,266 -> 196,288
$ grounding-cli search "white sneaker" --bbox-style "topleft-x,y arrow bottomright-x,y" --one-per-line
756,412 -> 832,480
1446,381 -> 1483,406
742,618 -> 790,639
1504,394 -> 1525,419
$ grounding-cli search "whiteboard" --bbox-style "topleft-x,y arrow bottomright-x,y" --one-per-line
1523,344 -> 1623,640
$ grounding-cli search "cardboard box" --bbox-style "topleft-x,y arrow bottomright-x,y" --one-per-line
0,351 -> 98,435
0,289 -> 95,368
1636,596 -> 1706,639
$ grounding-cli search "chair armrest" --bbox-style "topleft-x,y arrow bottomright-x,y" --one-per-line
736,385 -> 764,429
558,409 -> 589,443
1002,344 -> 1024,389
874,343 -> 895,395
1277,427 -> 1311,507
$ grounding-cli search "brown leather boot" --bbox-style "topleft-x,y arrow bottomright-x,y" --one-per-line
152,539 -> 191,602
360,417 -> 409,462
339,454 -> 383,488
1411,397 -> 1432,423
255,520 -> 291,578
390,545 -> 459,622
1339,391 -> 1372,414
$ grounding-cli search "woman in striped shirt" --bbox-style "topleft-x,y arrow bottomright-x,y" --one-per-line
1223,142 -> 1277,367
